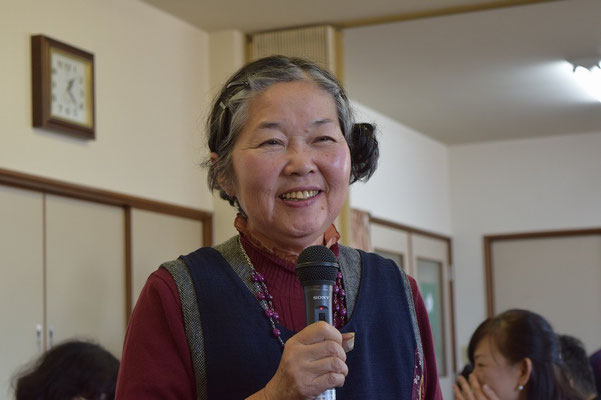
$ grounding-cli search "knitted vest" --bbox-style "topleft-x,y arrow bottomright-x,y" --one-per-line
163,236 -> 424,399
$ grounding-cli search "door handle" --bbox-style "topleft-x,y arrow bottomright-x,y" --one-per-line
36,324 -> 43,352
48,326 -> 54,348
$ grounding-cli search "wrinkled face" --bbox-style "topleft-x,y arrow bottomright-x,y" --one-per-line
473,335 -> 524,400
227,80 -> 351,252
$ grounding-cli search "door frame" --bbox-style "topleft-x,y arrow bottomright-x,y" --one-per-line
370,216 -> 456,375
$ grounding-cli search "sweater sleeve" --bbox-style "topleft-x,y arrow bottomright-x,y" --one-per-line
408,276 -> 443,400
115,268 -> 195,399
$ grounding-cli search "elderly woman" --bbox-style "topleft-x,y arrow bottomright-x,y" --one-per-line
116,56 -> 441,399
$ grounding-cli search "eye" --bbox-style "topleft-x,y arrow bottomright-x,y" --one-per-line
259,138 -> 284,148
315,136 -> 336,143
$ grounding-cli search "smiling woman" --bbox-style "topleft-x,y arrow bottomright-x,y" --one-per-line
454,309 -> 586,400
116,55 -> 443,399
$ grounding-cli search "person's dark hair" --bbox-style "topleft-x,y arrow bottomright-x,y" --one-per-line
13,340 -> 120,400
205,55 -> 379,209
591,349 -> 601,398
558,334 -> 598,398
468,309 -> 585,400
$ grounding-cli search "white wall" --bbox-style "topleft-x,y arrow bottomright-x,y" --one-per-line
449,131 -> 601,362
0,0 -> 212,210
350,102 -> 452,236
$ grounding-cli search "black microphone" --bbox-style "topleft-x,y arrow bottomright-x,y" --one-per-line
296,245 -> 339,400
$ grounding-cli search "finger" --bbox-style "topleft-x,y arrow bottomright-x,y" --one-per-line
311,371 -> 346,392
481,384 -> 501,400
308,354 -> 349,377
297,321 -> 343,346
307,339 -> 347,363
457,376 -> 475,400
341,332 -> 355,353
468,373 -> 487,399
453,383 -> 466,400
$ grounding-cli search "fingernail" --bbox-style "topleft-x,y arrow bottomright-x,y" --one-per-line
342,332 -> 355,352
483,384 -> 490,391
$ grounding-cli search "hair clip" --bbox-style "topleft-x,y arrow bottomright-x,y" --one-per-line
219,101 -> 226,110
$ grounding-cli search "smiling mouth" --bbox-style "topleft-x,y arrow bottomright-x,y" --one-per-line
279,190 -> 320,201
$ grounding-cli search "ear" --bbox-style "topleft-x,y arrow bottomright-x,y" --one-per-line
210,152 -> 236,197
517,357 -> 533,389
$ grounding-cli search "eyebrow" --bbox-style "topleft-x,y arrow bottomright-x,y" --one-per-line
313,118 -> 334,126
258,121 -> 281,130
257,119 -> 335,130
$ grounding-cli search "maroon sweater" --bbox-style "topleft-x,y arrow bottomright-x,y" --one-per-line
116,239 -> 442,399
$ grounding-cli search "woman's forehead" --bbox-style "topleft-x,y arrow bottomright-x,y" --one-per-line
475,335 -> 499,358
245,81 -> 338,120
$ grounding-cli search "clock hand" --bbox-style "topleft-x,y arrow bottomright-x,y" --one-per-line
66,79 -> 76,103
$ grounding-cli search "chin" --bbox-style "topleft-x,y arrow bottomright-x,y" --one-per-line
285,223 -> 327,240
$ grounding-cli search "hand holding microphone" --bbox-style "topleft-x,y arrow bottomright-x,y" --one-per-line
259,246 -> 351,400
295,245 -> 342,400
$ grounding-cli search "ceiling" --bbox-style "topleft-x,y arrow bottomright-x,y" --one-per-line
140,0 -> 601,145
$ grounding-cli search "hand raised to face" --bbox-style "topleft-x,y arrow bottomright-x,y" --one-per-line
453,374 -> 501,400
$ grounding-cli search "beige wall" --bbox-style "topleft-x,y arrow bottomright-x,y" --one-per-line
208,30 -> 246,244
449,131 -> 601,362
0,0 -> 213,211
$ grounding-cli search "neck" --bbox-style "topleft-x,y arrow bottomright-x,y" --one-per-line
233,215 -> 340,264
246,227 -> 323,255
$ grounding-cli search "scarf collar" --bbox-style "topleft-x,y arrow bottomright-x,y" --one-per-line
233,214 -> 340,264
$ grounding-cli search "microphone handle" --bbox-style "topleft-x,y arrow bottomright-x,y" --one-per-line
302,284 -> 336,400
303,284 -> 334,325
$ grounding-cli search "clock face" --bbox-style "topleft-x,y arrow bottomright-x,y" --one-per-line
50,49 -> 92,127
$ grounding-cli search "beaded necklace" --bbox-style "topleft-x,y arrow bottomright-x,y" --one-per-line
237,236 -> 348,349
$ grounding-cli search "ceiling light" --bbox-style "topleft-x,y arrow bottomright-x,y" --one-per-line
568,57 -> 601,102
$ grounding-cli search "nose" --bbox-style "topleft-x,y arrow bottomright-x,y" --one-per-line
283,143 -> 315,176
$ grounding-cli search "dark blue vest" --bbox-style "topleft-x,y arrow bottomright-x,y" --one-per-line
181,247 -> 418,399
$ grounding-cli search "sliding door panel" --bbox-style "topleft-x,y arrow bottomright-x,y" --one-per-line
0,186 -> 44,398
45,195 -> 125,357
130,208 -> 203,309
492,235 -> 601,354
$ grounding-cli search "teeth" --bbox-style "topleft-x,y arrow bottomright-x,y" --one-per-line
280,190 -> 319,200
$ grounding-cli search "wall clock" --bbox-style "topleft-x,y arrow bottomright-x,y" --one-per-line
32,35 -> 95,139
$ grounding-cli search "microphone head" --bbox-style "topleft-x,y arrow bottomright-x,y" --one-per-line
295,245 -> 339,287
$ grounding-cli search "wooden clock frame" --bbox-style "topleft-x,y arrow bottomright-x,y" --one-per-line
31,35 -> 96,139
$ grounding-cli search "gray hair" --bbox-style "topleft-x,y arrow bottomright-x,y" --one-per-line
206,55 -> 378,209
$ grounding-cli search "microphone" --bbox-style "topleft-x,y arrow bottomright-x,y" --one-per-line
296,245 -> 339,400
